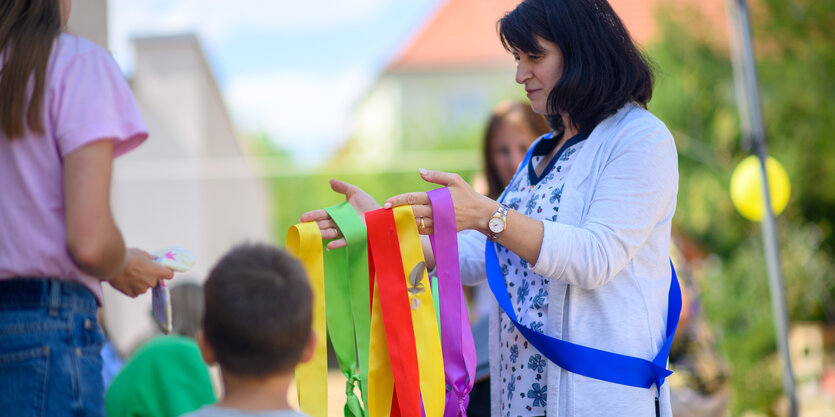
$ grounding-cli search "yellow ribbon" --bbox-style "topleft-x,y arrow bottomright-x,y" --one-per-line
367,277 -> 394,417
393,206 -> 445,417
287,222 -> 328,417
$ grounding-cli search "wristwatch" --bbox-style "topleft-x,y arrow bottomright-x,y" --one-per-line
487,204 -> 509,242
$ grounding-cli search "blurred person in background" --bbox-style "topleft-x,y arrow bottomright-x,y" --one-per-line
467,99 -> 550,417
482,100 -> 551,202
105,282 -> 216,417
100,309 -> 125,388
0,1 -> 173,415
167,282 -> 205,339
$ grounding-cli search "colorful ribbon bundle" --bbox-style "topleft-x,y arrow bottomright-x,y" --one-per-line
366,205 -> 444,417
287,188 -> 475,417
289,180 -> 680,416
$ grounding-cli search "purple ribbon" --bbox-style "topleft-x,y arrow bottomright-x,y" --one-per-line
427,187 -> 477,417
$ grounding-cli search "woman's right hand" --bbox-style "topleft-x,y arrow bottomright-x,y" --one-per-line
385,169 -> 496,234
299,179 -> 380,249
109,248 -> 175,297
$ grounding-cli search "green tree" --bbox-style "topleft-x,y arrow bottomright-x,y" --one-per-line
648,0 -> 835,413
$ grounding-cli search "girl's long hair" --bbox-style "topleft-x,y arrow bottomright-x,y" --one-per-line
0,0 -> 62,139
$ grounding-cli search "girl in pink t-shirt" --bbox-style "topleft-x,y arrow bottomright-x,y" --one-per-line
0,1 -> 173,415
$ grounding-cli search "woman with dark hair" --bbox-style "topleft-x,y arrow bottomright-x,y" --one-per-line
482,100 -> 551,201
304,0 -> 678,415
0,1 -> 173,415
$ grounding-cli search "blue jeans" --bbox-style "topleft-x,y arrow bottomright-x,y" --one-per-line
0,278 -> 105,417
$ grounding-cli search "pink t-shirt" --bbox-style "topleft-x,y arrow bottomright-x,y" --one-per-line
0,33 -> 147,302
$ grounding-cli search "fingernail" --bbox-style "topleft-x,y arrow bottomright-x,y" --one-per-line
419,168 -> 427,175
384,202 -> 392,209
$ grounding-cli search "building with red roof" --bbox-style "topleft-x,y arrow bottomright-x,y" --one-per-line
338,0 -> 726,169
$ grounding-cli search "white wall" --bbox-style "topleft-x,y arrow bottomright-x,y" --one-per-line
66,0 -> 108,49
106,36 -> 272,354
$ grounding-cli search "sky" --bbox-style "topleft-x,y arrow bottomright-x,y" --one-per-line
108,0 -> 442,163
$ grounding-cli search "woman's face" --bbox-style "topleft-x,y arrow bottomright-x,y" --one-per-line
490,115 -> 539,187
513,36 -> 564,115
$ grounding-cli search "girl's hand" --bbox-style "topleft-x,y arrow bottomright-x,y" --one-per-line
109,248 -> 175,297
384,169 -> 497,234
299,179 -> 380,249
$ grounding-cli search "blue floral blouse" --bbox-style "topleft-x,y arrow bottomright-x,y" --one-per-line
498,131 -> 588,416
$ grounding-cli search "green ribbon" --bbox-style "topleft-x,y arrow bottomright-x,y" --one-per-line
324,202 -> 370,417
344,374 -> 364,417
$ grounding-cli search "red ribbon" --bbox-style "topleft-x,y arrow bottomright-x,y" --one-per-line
365,208 -> 421,417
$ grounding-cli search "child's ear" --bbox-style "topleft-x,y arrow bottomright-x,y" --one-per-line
196,329 -> 217,365
299,330 -> 318,364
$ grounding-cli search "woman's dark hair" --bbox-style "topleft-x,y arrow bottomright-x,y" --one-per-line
483,100 -> 549,199
498,0 -> 654,134
0,0 -> 62,139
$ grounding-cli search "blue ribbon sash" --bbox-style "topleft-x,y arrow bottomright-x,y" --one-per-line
486,131 -> 681,391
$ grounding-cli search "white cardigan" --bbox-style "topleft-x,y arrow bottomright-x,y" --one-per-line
458,103 -> 678,416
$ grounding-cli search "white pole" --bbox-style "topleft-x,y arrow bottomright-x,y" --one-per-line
726,0 -> 798,415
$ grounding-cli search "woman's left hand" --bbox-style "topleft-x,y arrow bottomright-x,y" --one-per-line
299,179 -> 379,249
384,168 -> 497,234
109,248 -> 175,297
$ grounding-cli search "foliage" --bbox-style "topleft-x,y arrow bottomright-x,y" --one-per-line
648,0 -> 835,414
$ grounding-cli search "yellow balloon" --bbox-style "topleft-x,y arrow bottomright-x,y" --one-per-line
730,155 -> 791,221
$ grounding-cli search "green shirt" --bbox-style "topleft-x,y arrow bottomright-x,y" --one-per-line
106,335 -> 217,417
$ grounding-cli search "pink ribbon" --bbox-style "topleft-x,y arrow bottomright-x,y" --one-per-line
427,187 -> 477,416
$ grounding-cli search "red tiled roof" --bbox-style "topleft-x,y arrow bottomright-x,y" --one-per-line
388,0 -> 727,71
388,0 -> 520,71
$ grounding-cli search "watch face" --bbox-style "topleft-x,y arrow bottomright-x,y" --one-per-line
488,217 -> 504,233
